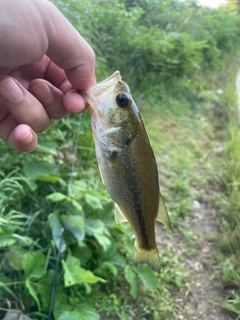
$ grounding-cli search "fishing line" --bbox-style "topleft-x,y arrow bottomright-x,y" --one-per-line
47,113 -> 83,320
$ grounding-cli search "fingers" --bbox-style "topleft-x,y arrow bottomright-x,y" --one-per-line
63,90 -> 86,114
29,79 -> 68,119
0,76 -> 86,152
35,0 -> 96,89
10,124 -> 38,152
0,77 -> 51,132
0,76 -> 50,151
29,79 -> 86,116
42,60 -> 88,113
3,121 -> 38,152
0,103 -> 37,151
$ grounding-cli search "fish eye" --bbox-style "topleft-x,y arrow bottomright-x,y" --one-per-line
116,93 -> 129,108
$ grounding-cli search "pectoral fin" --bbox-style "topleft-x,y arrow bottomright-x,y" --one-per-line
114,203 -> 128,224
97,162 -> 105,185
157,193 -> 172,230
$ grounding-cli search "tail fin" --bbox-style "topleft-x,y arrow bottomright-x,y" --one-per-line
133,244 -> 160,273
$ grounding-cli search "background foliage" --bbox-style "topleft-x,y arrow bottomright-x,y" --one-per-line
1,0 -> 240,319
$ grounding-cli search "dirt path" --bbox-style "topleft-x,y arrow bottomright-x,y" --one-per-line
156,194 -> 232,320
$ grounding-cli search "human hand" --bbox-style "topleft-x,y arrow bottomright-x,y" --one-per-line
0,0 -> 96,152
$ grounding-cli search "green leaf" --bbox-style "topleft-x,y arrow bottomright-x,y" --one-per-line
35,174 -> 60,182
80,269 -> 105,284
8,248 -> 26,271
22,251 -> 45,279
13,176 -> 37,191
36,141 -> 58,156
61,214 -> 85,242
102,261 -> 118,276
12,234 -> 34,247
136,265 -> 157,290
62,256 -> 105,288
53,293 -> 71,319
46,192 -> 67,202
83,283 -> 92,294
71,200 -> 83,212
85,194 -> 103,211
85,219 -> 110,251
58,304 -> 99,320
26,277 -> 40,310
0,217 -> 8,224
0,232 -> 16,247
48,212 -> 66,252
95,234 -> 111,251
68,180 -> 88,199
37,270 -> 54,309
124,265 -> 139,298
22,161 -> 58,180
72,246 -> 92,266
101,243 -> 126,267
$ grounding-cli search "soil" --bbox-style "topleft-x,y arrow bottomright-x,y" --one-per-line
156,195 -> 233,320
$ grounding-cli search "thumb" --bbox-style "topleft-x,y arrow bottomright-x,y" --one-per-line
37,1 -> 96,90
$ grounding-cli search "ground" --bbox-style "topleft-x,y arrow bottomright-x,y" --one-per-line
156,198 -> 232,320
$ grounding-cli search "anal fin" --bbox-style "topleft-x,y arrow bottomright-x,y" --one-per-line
157,193 -> 172,230
114,203 -> 128,224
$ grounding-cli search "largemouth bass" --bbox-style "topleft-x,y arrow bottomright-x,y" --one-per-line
84,71 -> 171,273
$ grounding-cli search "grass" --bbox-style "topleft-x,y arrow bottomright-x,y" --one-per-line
212,56 -> 240,316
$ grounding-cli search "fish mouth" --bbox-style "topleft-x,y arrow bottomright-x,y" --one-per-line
87,70 -> 122,97
81,71 -> 122,112
96,70 -> 121,88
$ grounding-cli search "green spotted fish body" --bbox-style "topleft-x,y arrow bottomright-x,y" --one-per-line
84,71 -> 171,273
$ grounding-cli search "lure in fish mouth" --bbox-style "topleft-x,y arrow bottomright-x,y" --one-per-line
83,71 -> 171,273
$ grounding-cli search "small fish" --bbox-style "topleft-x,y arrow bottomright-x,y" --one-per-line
84,71 -> 171,273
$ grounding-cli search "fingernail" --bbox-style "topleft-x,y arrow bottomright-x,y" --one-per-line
31,83 -> 53,103
0,79 -> 24,103
19,131 -> 33,144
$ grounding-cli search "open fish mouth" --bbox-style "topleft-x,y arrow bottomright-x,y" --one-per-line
84,71 -> 121,102
91,71 -> 121,93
